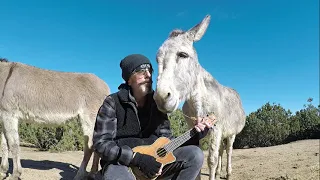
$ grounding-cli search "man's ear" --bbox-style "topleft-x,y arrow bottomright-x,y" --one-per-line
127,75 -> 133,86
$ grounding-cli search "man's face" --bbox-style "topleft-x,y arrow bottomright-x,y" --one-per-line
128,64 -> 153,95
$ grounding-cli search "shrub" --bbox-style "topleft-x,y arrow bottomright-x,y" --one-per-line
234,100 -> 320,149
286,103 -> 320,141
0,118 -> 85,152
234,102 -> 292,148
168,109 -> 189,137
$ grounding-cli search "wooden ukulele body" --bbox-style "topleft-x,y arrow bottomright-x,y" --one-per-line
130,113 -> 216,180
131,137 -> 176,180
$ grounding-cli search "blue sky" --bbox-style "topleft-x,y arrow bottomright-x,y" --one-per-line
0,0 -> 318,115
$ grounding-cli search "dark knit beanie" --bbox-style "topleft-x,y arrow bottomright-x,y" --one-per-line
120,54 -> 152,82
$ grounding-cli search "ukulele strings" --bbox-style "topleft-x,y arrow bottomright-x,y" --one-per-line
157,115 -> 213,156
165,128 -> 198,152
156,128 -> 198,157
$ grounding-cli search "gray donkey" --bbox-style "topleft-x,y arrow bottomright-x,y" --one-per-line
153,15 -> 246,180
0,60 -> 110,180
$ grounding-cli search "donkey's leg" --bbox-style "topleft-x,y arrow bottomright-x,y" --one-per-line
74,113 -> 98,180
0,132 -> 9,178
225,134 -> 235,180
90,152 -> 100,173
73,116 -> 91,180
87,113 -> 100,179
208,129 -> 222,180
215,139 -> 224,179
74,137 -> 91,180
2,114 -> 22,180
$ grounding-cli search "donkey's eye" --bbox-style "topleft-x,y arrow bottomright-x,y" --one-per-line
177,52 -> 189,58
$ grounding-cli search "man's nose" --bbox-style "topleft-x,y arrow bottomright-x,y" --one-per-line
145,70 -> 151,77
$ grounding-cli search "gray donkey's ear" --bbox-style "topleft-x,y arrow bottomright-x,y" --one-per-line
187,15 -> 211,42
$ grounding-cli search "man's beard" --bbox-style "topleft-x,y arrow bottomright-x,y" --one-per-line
139,82 -> 152,95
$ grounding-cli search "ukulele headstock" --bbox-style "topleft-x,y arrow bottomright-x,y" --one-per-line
190,112 -> 217,126
203,112 -> 217,125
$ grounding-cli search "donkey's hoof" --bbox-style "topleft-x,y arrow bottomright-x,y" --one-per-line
215,173 -> 221,178
0,172 -> 7,179
214,173 -> 221,180
7,174 -> 20,180
226,174 -> 232,180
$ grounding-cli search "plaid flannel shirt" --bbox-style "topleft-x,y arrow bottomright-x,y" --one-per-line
93,93 -> 173,166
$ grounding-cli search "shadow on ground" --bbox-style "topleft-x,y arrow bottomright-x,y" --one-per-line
0,157 -> 79,180
0,158 -> 219,180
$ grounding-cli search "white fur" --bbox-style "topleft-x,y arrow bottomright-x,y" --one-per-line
0,61 -> 110,180
153,15 -> 246,180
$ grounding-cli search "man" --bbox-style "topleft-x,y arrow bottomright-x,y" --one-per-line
93,54 -> 215,180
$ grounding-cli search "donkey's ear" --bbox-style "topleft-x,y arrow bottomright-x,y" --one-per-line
187,14 -> 211,42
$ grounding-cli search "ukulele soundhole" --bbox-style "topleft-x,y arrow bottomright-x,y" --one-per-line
156,148 -> 167,157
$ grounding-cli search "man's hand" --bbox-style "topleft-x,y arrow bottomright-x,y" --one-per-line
194,114 -> 217,132
130,152 -> 162,178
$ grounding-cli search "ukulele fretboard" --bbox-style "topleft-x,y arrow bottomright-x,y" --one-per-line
164,128 -> 198,152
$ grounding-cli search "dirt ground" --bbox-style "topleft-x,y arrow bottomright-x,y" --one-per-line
1,139 -> 319,180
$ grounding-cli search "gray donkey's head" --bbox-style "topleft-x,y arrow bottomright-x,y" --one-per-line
154,15 -> 211,113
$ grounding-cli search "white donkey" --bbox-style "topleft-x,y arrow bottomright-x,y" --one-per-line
153,15 -> 246,180
0,60 -> 110,180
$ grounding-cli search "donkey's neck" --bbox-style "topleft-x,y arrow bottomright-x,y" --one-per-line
186,66 -> 221,117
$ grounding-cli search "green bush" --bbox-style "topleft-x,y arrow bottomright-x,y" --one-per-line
0,118 -> 84,152
168,109 -> 189,137
19,122 -> 60,151
286,103 -> 320,142
49,119 -> 84,152
234,102 -> 292,148
199,135 -> 210,150
234,100 -> 320,149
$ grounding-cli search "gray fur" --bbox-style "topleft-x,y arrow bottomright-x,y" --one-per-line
0,61 -> 110,180
153,15 -> 246,180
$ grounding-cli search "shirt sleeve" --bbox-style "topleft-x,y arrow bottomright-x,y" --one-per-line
92,95 -> 133,166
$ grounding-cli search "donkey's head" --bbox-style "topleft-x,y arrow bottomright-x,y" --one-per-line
154,15 -> 211,113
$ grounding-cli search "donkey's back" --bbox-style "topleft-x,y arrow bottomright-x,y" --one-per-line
0,61 -> 109,123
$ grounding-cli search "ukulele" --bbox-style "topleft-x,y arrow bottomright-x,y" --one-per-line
131,113 -> 216,180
